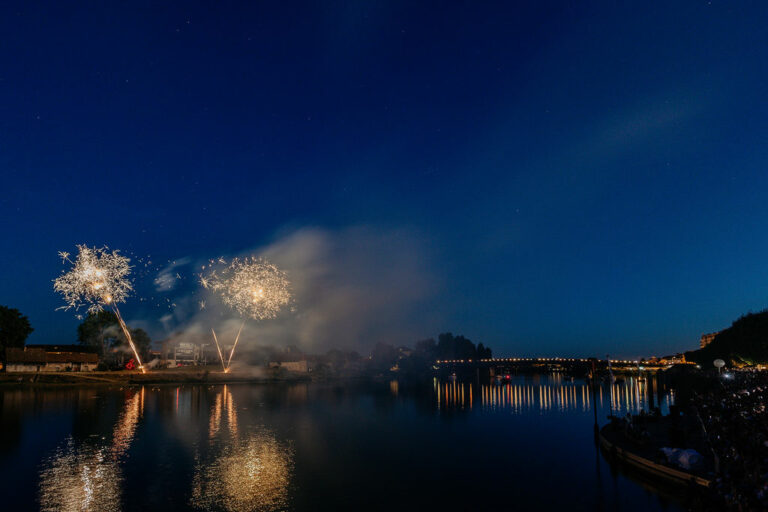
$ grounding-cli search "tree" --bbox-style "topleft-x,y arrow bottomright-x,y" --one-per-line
124,328 -> 151,363
78,310 -> 120,356
371,342 -> 398,371
434,332 -> 492,360
110,327 -> 151,367
477,342 -> 492,359
0,306 -> 33,350
436,333 -> 477,360
78,311 -> 152,366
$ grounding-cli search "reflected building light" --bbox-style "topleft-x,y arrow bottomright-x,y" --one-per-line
436,375 -> 669,416
390,380 -> 399,397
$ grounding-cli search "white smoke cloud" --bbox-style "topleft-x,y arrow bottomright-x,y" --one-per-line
153,226 -> 444,352
153,257 -> 191,292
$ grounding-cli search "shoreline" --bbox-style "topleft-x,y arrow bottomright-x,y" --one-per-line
0,369 -> 312,386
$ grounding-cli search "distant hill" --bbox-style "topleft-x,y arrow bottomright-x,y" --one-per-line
686,310 -> 768,365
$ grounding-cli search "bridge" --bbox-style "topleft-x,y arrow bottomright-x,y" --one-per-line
434,357 -> 667,376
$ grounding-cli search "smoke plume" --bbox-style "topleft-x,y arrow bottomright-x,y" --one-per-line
145,226 -> 443,354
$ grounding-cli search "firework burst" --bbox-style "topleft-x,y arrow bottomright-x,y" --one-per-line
201,257 -> 291,320
54,245 -> 132,314
200,257 -> 291,371
54,245 -> 146,373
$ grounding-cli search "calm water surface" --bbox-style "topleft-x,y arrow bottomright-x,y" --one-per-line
0,375 -> 685,511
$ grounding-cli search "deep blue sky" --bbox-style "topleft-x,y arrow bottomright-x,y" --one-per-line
2,2 -> 768,357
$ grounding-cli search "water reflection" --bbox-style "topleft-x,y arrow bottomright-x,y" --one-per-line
191,385 -> 293,512
209,385 -> 239,439
434,375 -> 673,416
38,388 -> 144,512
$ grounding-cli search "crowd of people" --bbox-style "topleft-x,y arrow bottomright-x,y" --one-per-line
695,369 -> 768,511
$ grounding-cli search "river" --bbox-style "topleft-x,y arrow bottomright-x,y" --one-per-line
0,374 -> 687,511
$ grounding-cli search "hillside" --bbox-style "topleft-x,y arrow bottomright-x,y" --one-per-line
686,310 -> 768,366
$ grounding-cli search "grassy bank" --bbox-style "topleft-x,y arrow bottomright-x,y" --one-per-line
0,365 -> 311,386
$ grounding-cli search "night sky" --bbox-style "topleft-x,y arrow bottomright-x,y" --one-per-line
3,2 -> 768,358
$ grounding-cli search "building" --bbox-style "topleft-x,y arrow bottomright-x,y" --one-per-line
161,339 -> 210,366
282,360 -> 311,373
269,360 -> 311,373
4,345 -> 99,372
657,353 -> 691,365
700,332 -> 720,349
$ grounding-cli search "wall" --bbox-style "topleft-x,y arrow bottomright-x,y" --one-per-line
6,362 -> 98,372
281,360 -> 310,373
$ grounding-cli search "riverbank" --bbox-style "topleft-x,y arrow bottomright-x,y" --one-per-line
694,369 -> 768,510
0,366 -> 311,386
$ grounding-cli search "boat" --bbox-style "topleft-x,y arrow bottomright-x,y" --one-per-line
599,423 -> 712,488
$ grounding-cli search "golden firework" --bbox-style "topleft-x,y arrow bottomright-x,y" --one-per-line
54,245 -> 133,314
200,257 -> 291,372
54,245 -> 146,372
200,257 -> 291,321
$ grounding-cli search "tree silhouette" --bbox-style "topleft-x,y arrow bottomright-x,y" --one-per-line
0,305 -> 33,350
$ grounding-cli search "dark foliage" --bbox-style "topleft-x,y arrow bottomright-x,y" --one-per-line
0,305 -> 33,350
686,310 -> 768,365
435,333 -> 492,360
78,310 -> 120,356
367,332 -> 493,377
77,310 -> 151,363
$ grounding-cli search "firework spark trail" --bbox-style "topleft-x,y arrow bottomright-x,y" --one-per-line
200,257 -> 291,371
53,245 -> 146,373
226,320 -> 246,370
113,306 -> 144,372
211,329 -> 227,372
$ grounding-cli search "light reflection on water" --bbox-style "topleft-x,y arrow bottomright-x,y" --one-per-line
190,432 -> 292,512
22,375 -> 681,511
38,388 -> 144,512
36,385 -> 293,512
433,374 -> 674,417
191,386 -> 293,512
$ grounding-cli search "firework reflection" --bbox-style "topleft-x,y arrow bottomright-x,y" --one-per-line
193,386 -> 293,512
38,389 -> 144,512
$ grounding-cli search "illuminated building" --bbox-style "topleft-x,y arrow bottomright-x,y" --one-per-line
700,331 -> 720,348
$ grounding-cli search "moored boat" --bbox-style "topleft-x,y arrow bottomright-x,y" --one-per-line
599,422 -> 712,488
